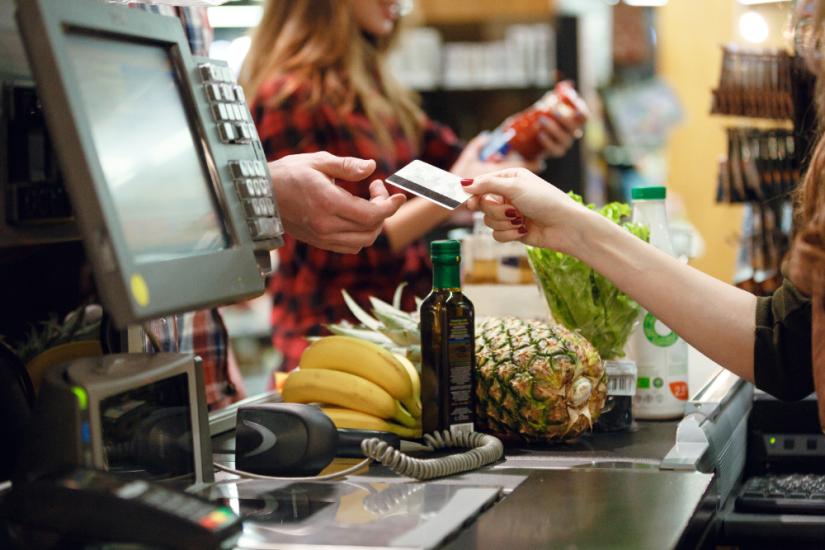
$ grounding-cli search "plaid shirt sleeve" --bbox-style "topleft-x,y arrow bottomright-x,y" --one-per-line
143,310 -> 233,410
418,118 -> 465,172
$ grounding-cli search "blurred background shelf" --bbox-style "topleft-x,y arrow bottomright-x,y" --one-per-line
413,0 -> 555,25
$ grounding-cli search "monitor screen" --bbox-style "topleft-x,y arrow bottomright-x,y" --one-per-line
64,32 -> 228,263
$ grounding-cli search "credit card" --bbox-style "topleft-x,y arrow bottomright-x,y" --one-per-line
386,160 -> 471,210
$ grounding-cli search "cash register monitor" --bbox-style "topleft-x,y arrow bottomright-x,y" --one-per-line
15,0 -> 267,328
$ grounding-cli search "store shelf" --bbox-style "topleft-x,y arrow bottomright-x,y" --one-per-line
415,0 -> 554,25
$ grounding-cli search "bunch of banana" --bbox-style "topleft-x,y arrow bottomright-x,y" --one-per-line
281,335 -> 422,438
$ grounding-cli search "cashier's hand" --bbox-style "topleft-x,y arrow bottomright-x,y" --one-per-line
269,153 -> 406,254
462,167 -> 590,253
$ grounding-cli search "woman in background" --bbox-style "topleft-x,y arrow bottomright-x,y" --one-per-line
240,0 -> 585,371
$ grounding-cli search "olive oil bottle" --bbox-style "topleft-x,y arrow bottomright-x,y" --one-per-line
420,240 -> 475,435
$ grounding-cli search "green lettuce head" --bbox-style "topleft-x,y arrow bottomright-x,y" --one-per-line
527,193 -> 649,360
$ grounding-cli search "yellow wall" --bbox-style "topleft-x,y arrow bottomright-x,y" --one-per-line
657,1 -> 793,282
657,0 -> 740,282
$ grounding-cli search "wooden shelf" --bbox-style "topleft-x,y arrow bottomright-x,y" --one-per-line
413,0 -> 555,25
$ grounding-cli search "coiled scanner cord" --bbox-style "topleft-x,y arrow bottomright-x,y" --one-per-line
361,430 -> 504,481
214,430 -> 504,482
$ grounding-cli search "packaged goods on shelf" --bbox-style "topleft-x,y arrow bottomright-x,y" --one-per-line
388,24 -> 555,91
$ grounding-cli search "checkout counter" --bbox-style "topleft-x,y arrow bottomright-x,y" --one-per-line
1,1 -> 824,548
201,370 -> 739,550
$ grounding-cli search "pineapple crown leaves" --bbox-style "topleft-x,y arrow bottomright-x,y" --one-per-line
338,285 -> 422,348
330,285 -> 423,366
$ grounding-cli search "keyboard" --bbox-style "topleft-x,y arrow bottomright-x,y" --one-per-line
736,473 -> 825,515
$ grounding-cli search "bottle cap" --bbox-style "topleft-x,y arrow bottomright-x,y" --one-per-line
430,240 -> 461,264
631,186 -> 667,200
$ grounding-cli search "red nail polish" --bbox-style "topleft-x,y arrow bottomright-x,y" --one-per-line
505,208 -> 518,218
518,226 -> 528,234
460,178 -> 473,186
511,218 -> 523,226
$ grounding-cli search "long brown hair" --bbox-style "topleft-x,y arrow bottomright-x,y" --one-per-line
797,1 -> 825,241
238,0 -> 424,152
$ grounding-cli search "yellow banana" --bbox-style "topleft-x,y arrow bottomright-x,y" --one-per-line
394,354 -> 422,419
299,336 -> 412,400
321,407 -> 422,440
282,368 -> 416,428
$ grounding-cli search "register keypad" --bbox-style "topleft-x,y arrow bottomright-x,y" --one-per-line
199,62 -> 256,145
199,62 -> 283,243
228,160 -> 282,241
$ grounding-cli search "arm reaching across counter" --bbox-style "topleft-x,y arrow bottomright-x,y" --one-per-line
461,168 -> 760,385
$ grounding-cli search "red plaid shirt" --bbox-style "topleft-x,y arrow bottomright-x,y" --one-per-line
251,76 -> 464,371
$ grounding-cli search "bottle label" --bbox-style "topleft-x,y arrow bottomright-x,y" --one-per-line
642,312 -> 679,347
447,318 -> 475,428
669,381 -> 689,400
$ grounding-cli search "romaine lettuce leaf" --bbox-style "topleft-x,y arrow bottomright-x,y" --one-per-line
527,193 -> 649,359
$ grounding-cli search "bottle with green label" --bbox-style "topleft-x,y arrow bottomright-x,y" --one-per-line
628,186 -> 688,420
420,240 -> 476,435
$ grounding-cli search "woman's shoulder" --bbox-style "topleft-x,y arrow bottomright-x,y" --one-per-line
253,74 -> 313,108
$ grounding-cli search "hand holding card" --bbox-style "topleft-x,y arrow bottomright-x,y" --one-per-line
386,160 -> 471,210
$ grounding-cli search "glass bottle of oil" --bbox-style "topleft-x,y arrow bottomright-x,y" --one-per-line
420,240 -> 475,435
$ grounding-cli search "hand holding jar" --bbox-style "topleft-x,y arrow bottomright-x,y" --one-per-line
480,81 -> 589,162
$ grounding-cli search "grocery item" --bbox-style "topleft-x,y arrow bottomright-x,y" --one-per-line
628,186 -> 689,420
299,335 -> 413,402
479,80 -> 586,161
420,240 -> 476,435
328,284 -> 608,442
394,353 -> 423,419
281,368 -> 417,428
595,359 -> 637,432
321,407 -> 422,440
475,317 -> 606,441
527,193 -> 649,359
464,212 -> 498,284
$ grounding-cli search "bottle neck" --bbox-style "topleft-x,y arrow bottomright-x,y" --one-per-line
432,262 -> 461,290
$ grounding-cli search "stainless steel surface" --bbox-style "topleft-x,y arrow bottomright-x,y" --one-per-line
662,373 -> 751,504
204,479 -> 499,549
210,418 -> 709,548
321,421 -> 679,497
446,469 -> 713,550
685,368 -> 746,420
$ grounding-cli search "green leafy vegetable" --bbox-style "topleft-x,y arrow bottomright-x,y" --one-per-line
527,193 -> 649,359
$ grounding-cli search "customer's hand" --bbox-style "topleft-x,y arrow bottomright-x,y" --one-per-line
269,152 -> 406,254
534,82 -> 589,159
462,167 -> 590,253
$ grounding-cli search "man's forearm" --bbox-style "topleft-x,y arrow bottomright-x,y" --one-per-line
383,198 -> 453,254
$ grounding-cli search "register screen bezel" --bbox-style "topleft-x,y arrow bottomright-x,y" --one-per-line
15,0 -> 264,327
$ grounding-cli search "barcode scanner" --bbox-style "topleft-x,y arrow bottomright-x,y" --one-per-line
234,403 -> 399,477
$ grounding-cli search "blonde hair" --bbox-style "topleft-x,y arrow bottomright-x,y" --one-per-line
238,0 -> 424,153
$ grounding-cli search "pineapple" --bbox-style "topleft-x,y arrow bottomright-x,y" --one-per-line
330,287 -> 606,442
475,317 -> 605,442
